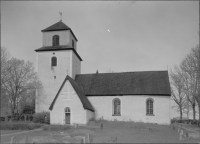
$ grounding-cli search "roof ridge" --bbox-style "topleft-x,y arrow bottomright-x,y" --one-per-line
76,70 -> 168,76
42,21 -> 71,31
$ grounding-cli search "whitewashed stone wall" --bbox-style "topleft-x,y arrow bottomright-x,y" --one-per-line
36,51 -> 71,112
43,30 -> 77,49
88,95 -> 171,125
71,52 -> 81,79
50,81 -> 90,125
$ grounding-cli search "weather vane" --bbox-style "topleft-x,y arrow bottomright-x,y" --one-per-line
59,12 -> 62,21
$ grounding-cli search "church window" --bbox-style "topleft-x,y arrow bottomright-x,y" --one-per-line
51,57 -> 57,67
52,35 -> 59,46
146,98 -> 154,115
113,98 -> 121,116
65,107 -> 70,113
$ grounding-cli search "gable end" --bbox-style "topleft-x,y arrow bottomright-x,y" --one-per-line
49,75 -> 94,112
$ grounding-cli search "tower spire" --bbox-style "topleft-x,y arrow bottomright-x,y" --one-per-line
59,12 -> 62,21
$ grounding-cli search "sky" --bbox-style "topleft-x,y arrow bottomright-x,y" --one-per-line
1,1 -> 199,118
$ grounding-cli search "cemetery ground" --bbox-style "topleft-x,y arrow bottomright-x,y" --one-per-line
1,120 -> 200,143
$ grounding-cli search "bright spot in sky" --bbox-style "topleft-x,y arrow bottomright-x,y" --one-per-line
108,29 -> 110,32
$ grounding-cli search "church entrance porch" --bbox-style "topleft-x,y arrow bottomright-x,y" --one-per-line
65,107 -> 70,124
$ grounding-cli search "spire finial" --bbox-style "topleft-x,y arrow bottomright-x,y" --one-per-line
59,12 -> 62,21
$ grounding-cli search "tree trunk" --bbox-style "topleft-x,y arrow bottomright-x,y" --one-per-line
180,108 -> 183,121
187,100 -> 189,119
192,104 -> 196,120
11,100 -> 16,116
199,105 -> 200,121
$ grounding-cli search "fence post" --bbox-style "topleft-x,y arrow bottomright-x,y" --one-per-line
25,135 -> 29,143
180,130 -> 183,140
11,136 -> 14,144
83,136 -> 85,143
88,134 -> 90,143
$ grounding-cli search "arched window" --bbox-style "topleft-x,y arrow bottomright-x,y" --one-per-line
146,98 -> 154,115
113,98 -> 121,115
65,107 -> 70,113
52,35 -> 59,46
51,56 -> 57,67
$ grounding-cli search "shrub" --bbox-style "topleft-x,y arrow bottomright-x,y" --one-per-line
197,121 -> 200,127
171,118 -> 176,124
0,122 -> 43,130
90,117 -> 95,121
1,122 -> 13,130
33,111 -> 50,124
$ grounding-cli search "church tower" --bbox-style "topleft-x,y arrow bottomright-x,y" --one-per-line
35,20 -> 82,113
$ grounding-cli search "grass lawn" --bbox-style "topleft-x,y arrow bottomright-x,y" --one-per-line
0,121 -> 32,135
1,120 -> 200,143
1,130 -> 26,135
89,120 -> 200,143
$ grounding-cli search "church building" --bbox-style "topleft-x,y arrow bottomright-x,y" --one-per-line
35,20 -> 171,125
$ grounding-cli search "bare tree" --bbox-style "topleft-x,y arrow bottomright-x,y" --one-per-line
180,45 -> 200,120
170,66 -> 187,120
19,89 -> 36,114
1,47 -> 11,111
181,59 -> 197,120
2,58 -> 42,115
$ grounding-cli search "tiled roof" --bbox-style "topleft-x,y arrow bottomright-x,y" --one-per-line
75,71 -> 171,96
41,21 -> 78,41
35,45 -> 82,61
49,75 -> 94,112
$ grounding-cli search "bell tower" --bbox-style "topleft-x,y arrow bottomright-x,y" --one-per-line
35,21 -> 82,113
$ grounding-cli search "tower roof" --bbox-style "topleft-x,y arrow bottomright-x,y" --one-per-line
41,21 -> 78,41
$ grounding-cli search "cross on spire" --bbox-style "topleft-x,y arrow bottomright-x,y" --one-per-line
59,12 -> 62,21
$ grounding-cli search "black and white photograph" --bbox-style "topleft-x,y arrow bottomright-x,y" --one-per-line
1,1 -> 199,143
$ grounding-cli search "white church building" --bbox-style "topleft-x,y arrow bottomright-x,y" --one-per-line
35,20 -> 171,125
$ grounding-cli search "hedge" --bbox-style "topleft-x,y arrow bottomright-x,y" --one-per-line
0,122 -> 43,130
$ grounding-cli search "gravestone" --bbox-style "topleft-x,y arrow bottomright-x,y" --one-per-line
185,132 -> 189,137
5,116 -> 8,122
101,124 -> 103,130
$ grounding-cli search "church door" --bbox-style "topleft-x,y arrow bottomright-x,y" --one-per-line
65,107 -> 70,124
65,113 -> 70,124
